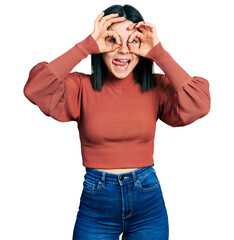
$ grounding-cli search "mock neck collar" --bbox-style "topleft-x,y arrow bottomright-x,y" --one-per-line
104,71 -> 135,89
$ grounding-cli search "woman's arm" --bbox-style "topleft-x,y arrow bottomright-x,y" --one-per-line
47,34 -> 100,82
23,11 -> 126,123
23,34 -> 100,122
128,21 -> 211,127
146,42 -> 211,127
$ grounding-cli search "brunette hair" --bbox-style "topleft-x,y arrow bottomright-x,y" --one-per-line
91,4 -> 155,92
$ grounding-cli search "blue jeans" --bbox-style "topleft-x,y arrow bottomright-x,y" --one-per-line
72,164 -> 169,239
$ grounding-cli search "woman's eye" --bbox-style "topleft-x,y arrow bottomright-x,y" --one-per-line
131,39 -> 138,44
106,37 -> 117,44
109,38 -> 116,43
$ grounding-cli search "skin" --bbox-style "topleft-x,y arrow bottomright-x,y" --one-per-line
91,11 -> 160,173
102,20 -> 141,79
91,11 -> 160,58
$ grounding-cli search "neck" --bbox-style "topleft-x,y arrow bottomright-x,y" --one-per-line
104,71 -> 135,88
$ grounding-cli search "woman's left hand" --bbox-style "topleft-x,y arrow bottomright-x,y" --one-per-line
127,21 -> 160,57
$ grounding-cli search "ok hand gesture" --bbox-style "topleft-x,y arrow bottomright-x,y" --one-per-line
127,21 -> 160,57
91,12 -> 125,53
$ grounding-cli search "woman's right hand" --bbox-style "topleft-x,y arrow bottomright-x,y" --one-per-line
91,11 -> 126,53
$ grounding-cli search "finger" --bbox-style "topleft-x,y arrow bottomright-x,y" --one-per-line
142,21 -> 155,28
110,43 -> 121,52
104,41 -> 121,53
127,21 -> 147,33
140,22 -> 156,32
128,21 -> 155,31
94,11 -> 105,29
127,21 -> 143,30
134,21 -> 145,28
105,16 -> 126,29
101,13 -> 119,22
128,42 -> 140,55
136,22 -> 156,33
127,22 -> 138,30
128,31 -> 143,43
106,30 -> 121,45
95,11 -> 105,23
138,26 -> 146,33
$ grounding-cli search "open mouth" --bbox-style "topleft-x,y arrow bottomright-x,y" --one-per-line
112,59 -> 131,70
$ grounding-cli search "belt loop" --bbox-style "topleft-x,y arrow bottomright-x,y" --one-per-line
100,172 -> 106,187
131,171 -> 138,186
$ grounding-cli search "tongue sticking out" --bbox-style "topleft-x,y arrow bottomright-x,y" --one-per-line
112,59 -> 129,67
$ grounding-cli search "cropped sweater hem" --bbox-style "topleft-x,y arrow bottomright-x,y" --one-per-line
83,159 -> 154,169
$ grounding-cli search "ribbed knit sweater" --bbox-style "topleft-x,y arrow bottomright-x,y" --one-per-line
23,34 -> 211,168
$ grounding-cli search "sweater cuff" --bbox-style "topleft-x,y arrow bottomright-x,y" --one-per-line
47,34 -> 100,81
145,42 -> 169,61
77,34 -> 100,56
145,42 -> 192,91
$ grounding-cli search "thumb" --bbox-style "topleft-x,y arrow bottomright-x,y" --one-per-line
110,43 -> 121,52
128,42 -> 139,55
105,43 -> 120,53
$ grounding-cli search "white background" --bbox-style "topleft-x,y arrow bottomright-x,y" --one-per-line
1,0 -> 233,239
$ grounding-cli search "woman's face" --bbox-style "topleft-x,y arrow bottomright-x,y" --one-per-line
102,20 -> 140,79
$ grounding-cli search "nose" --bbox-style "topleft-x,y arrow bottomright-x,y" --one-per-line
118,42 -> 129,54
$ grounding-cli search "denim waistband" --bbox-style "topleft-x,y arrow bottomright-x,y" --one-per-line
85,163 -> 155,185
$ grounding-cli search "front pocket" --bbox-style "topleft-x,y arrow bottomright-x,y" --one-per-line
138,169 -> 160,192
84,180 -> 95,191
83,175 -> 101,195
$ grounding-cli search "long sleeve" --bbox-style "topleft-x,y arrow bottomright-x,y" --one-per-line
146,42 -> 211,127
23,34 -> 100,122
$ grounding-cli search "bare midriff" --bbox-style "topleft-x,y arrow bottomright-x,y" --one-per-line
94,168 -> 140,174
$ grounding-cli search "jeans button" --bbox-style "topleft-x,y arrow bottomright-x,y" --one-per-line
120,176 -> 124,181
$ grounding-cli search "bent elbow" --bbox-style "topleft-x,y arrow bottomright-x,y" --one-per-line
23,83 -> 35,104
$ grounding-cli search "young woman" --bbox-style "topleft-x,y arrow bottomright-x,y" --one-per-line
23,4 -> 211,240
